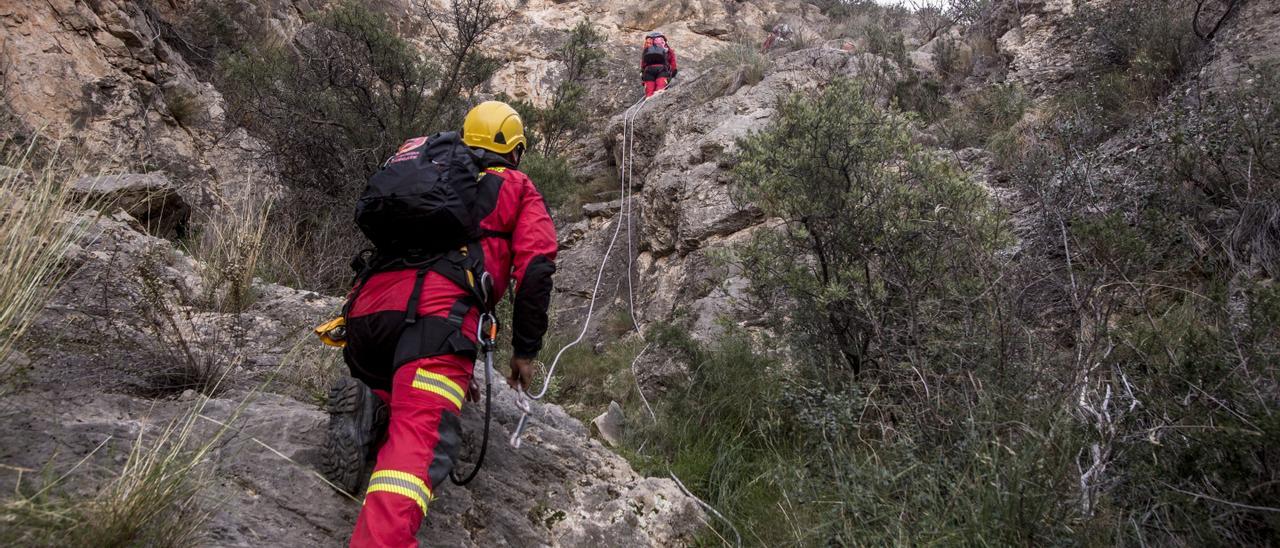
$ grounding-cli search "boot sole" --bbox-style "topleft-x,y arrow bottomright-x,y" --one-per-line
319,377 -> 386,495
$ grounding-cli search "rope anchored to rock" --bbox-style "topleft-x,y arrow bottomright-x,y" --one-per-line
509,76 -> 742,546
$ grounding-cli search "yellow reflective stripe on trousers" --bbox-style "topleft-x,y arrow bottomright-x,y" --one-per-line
411,369 -> 464,410
366,470 -> 433,514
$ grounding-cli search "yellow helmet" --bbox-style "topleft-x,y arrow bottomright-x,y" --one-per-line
462,101 -> 527,155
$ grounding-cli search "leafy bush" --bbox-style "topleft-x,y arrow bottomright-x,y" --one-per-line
518,152 -> 599,214
734,79 -> 1003,377
622,70 -> 1280,546
892,73 -> 948,123
1053,0 -> 1204,146
1004,65 -> 1280,545
812,0 -> 890,20
215,1 -> 506,292
863,21 -> 909,68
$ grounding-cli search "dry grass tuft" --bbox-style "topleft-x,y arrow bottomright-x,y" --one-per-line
0,396 -> 231,546
189,186 -> 275,313
0,144 -> 96,375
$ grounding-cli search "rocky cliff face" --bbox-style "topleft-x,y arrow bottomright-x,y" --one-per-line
0,0 -> 810,544
8,0 -> 1274,544
555,49 -> 904,351
0,0 -> 276,209
0,185 -> 706,545
547,0 -> 1280,393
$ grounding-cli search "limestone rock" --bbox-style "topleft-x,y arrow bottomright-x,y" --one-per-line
591,400 -> 625,446
72,173 -> 190,238
583,200 -> 623,219
556,44 -> 904,346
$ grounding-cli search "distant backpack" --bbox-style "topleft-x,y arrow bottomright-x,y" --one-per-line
355,132 -> 483,257
643,38 -> 669,66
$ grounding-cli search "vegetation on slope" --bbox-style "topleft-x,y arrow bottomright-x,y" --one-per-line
605,1 -> 1280,545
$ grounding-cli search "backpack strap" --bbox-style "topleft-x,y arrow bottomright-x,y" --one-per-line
445,298 -> 471,329
403,267 -> 431,325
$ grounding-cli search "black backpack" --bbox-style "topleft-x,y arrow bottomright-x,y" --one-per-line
355,131 -> 482,257
643,43 -> 669,66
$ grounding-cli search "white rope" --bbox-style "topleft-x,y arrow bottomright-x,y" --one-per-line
616,84 -> 742,548
509,94 -> 649,447
511,81 -> 742,547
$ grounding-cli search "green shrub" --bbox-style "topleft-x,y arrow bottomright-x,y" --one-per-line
627,329 -> 805,545
520,152 -> 618,215
733,78 -> 1003,377
892,73 -> 948,123
941,83 -> 1028,149
534,20 -> 605,158
1052,0 -> 1204,147
215,0 -> 506,292
863,22 -> 909,68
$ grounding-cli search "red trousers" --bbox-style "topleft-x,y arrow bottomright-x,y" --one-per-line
644,77 -> 668,97
350,354 -> 473,548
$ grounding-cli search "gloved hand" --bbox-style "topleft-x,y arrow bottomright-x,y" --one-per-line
508,356 -> 535,391
671,68 -> 678,79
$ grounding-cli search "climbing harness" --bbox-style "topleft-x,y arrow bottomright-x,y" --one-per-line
449,311 -> 498,485
507,76 -> 743,546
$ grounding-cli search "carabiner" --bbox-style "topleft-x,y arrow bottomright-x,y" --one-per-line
475,312 -> 498,352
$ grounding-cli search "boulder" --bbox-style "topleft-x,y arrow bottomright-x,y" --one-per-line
583,200 -> 623,219
591,400 -> 626,447
72,173 -> 190,238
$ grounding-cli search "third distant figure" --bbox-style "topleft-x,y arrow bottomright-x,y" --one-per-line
640,31 -> 678,97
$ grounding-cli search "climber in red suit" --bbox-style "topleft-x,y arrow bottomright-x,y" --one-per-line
641,31 -> 678,97
328,101 -> 557,548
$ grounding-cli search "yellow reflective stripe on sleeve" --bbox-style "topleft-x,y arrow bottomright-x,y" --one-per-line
366,470 -> 433,514
488,167 -> 506,174
411,369 -> 464,409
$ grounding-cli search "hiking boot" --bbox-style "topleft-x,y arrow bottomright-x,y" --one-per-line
319,376 -> 388,495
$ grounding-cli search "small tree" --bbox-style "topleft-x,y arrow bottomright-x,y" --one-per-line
420,0 -> 512,127
734,79 -> 1001,377
535,19 -> 605,158
217,1 -> 507,290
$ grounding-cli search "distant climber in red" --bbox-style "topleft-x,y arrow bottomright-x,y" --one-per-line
641,31 -> 678,97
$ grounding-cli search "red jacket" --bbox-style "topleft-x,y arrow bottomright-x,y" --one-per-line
345,159 -> 558,386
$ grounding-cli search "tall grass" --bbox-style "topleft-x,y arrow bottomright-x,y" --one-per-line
0,396 -> 230,546
277,326 -> 346,406
188,186 -> 275,312
0,145 -> 95,374
697,43 -> 772,100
